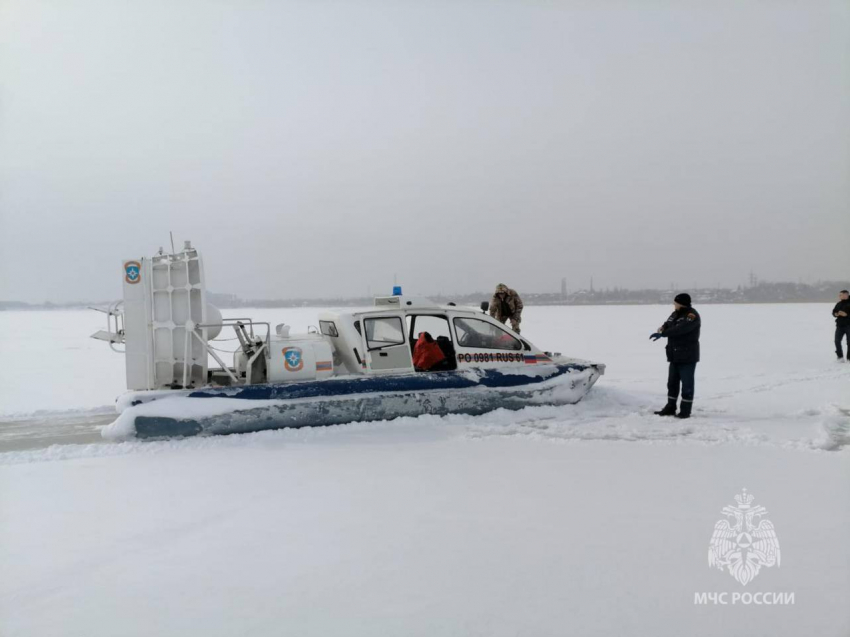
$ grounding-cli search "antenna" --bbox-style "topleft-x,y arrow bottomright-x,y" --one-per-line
170,231 -> 176,255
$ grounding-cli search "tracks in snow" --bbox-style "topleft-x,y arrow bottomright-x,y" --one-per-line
0,408 -> 115,452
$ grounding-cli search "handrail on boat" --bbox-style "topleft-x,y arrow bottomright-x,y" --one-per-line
192,319 -> 272,387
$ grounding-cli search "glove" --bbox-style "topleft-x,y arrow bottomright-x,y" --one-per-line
649,333 -> 662,341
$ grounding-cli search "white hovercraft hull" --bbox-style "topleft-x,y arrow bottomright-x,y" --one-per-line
103,359 -> 604,440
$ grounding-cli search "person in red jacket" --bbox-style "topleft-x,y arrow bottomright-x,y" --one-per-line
413,332 -> 446,371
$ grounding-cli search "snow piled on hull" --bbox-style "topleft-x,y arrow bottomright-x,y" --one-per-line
103,365 -> 602,440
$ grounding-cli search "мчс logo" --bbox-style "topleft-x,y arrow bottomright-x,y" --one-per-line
124,261 -> 141,285
283,347 -> 303,372
708,489 -> 781,586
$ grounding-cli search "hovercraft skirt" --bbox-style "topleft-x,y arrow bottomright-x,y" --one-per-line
107,363 -> 603,440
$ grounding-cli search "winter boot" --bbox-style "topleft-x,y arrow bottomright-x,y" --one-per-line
654,400 -> 677,416
676,401 -> 693,419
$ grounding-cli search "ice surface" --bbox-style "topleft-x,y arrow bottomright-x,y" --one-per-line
1,304 -> 849,636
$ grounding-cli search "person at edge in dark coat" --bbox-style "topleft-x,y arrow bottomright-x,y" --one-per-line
649,293 -> 701,419
832,289 -> 850,362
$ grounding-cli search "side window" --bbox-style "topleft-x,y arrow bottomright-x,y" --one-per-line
364,317 -> 405,350
319,320 -> 338,337
408,315 -> 451,341
453,317 -> 522,351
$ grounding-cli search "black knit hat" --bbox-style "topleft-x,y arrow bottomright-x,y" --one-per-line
674,293 -> 692,306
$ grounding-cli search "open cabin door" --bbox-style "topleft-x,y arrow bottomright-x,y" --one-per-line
361,313 -> 413,373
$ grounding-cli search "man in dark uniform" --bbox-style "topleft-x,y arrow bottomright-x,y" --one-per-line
833,289 -> 850,362
650,293 -> 701,419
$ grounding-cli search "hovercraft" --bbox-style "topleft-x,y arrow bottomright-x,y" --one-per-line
92,242 -> 605,440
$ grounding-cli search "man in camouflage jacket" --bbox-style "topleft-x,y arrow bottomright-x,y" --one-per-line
489,284 -> 524,333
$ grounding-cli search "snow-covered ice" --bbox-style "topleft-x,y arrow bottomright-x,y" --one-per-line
0,304 -> 848,636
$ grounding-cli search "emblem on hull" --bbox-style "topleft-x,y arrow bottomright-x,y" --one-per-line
283,347 -> 304,372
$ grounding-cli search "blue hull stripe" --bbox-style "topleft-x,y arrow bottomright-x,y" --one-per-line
133,363 -> 602,439
186,363 -> 593,402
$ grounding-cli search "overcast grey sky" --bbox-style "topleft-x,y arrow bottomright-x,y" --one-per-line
1,0 -> 848,303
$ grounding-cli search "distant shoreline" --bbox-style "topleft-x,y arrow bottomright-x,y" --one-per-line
1,299 -> 841,312
4,279 -> 849,312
